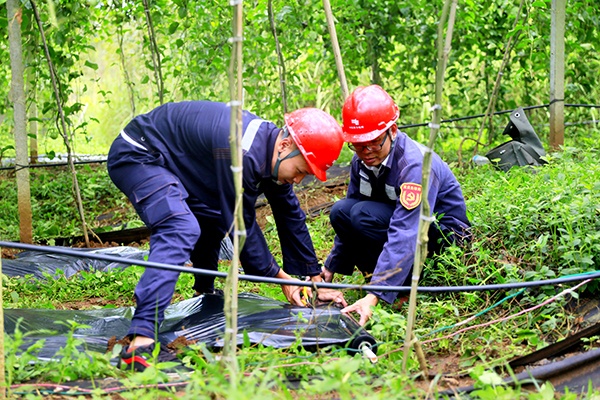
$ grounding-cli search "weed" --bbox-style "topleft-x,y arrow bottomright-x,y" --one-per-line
3,148 -> 600,397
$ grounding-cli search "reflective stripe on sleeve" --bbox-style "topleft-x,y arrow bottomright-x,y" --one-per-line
120,130 -> 148,151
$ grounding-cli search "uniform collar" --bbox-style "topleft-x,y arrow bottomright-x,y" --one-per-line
360,137 -> 396,176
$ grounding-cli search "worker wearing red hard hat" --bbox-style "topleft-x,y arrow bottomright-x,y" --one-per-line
107,101 -> 347,371
324,85 -> 471,326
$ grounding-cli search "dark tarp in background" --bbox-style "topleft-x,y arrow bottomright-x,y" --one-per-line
1,243 -> 233,280
2,246 -> 376,364
1,246 -> 149,279
485,107 -> 547,172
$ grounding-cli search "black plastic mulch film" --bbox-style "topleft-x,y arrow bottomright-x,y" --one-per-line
2,247 -> 376,364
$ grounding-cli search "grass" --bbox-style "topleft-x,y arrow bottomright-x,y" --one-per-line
1,147 -> 600,398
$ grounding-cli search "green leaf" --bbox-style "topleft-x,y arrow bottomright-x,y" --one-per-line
84,60 -> 98,70
477,370 -> 504,386
168,22 -> 179,34
243,330 -> 251,348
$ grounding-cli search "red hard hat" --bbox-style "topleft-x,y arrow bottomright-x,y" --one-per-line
284,108 -> 344,181
342,85 -> 400,142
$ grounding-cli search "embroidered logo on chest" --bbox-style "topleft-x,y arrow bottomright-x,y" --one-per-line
399,182 -> 422,210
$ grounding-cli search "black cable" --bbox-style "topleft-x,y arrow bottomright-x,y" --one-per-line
564,103 -> 600,108
396,103 -> 600,130
1,241 -> 597,294
565,119 -> 600,127
2,103 -> 599,171
0,158 -> 107,171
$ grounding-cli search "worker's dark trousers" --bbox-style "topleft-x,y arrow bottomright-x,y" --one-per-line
107,136 -> 224,339
329,198 -> 450,282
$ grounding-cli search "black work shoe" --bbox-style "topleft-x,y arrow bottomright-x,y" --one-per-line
118,342 -> 181,372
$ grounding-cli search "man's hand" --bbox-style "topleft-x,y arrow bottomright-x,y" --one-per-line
277,269 -> 312,306
341,294 -> 379,326
320,266 -> 335,283
281,281 -> 309,306
308,275 -> 347,307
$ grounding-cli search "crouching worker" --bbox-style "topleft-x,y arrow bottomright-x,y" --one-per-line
323,85 -> 471,326
107,101 -> 348,371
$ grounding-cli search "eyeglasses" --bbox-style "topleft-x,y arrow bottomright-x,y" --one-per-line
348,131 -> 389,152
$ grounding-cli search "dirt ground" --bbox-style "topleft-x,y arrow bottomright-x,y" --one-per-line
256,180 -> 348,228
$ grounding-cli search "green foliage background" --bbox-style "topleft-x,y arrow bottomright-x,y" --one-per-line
1,1 -> 600,395
0,0 -> 598,159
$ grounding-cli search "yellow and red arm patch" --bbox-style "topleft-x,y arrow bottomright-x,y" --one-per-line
399,182 -> 422,210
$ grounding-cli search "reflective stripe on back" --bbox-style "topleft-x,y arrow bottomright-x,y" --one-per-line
242,119 -> 266,151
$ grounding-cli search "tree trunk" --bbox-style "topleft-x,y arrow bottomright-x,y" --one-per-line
142,0 -> 164,104
27,16 -> 38,165
8,0 -> 33,244
268,0 -> 288,114
30,0 -> 91,247
117,24 -> 136,117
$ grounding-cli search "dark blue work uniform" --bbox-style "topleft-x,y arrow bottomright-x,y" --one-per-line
325,131 -> 470,304
107,101 -> 321,339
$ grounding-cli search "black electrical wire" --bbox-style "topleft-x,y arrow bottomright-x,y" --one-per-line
1,241 -> 597,294
396,103 -> 600,130
2,103 -> 599,171
0,158 -> 107,171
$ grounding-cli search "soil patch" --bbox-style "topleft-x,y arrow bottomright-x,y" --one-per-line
255,182 -> 347,229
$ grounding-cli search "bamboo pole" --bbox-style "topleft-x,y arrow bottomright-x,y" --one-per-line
322,0 -> 348,99
224,0 -> 245,389
402,0 -> 458,375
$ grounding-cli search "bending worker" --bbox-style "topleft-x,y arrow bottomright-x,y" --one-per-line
107,101 -> 348,371
323,85 -> 471,326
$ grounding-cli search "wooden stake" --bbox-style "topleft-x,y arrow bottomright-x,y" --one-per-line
322,0 -> 348,99
549,0 -> 565,150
